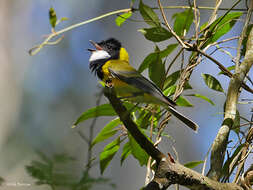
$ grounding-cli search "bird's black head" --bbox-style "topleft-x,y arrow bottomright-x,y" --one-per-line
88,38 -> 121,79
97,38 -> 121,59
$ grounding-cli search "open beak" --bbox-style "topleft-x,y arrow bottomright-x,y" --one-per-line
88,40 -> 103,52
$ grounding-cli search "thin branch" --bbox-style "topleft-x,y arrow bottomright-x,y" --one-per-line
150,6 -> 248,12
157,0 -> 189,49
104,87 -> 165,162
29,8 -> 131,55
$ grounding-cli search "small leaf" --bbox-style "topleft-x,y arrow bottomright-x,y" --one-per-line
60,17 -> 68,22
184,160 -> 204,169
241,24 -> 253,57
173,8 -> 194,36
115,11 -> 132,27
100,137 -> 121,174
129,134 -> 148,166
203,12 -> 243,47
121,142 -> 132,165
218,65 -> 235,75
221,144 -> 244,178
163,71 -> 180,89
92,118 -> 121,147
163,85 -> 176,96
49,7 -> 57,28
232,110 -> 240,134
138,44 -> 178,73
149,56 -> 165,87
186,93 -> 215,106
176,96 -> 193,107
201,73 -> 224,93
139,27 -> 172,42
73,104 -> 116,127
139,0 -> 160,27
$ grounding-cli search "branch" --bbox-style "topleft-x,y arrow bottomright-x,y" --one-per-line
103,87 -> 164,162
104,87 -> 244,190
208,15 -> 253,181
29,8 -> 131,55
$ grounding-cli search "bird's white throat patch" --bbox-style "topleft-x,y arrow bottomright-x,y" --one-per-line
89,50 -> 111,62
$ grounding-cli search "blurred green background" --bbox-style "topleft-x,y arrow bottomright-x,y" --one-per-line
0,0 -> 252,189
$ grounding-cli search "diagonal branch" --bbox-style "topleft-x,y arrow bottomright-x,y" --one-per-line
104,87 -> 244,190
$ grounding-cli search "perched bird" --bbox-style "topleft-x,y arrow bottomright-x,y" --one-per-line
88,38 -> 199,132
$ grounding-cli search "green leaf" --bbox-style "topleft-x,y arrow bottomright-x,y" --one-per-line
184,160 -> 204,169
186,94 -> 215,106
210,12 -> 242,32
100,137 -> 121,174
115,11 -> 132,27
173,8 -> 194,36
139,27 -> 172,42
129,134 -> 148,166
163,85 -> 176,96
149,56 -> 165,87
203,12 -> 243,47
201,73 -> 224,93
232,110 -> 240,134
121,142 -> 132,165
92,118 -> 121,147
176,96 -> 193,107
138,44 -> 178,73
221,144 -> 244,179
163,71 -> 180,89
60,17 -> 68,22
49,7 -> 57,28
139,0 -> 160,27
241,24 -> 253,57
73,104 -> 116,127
218,65 -> 235,75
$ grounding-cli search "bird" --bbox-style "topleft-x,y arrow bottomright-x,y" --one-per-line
88,38 -> 199,132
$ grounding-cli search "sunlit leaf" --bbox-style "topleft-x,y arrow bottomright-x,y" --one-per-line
163,85 -> 176,96
121,142 -> 132,165
186,93 -> 215,106
115,11 -> 132,27
49,7 -> 57,28
139,0 -> 160,27
201,73 -> 224,93
92,118 -> 121,147
173,8 -> 193,36
184,160 -> 204,169
100,137 -> 121,174
203,12 -> 243,47
139,27 -> 172,42
60,17 -> 68,22
176,96 -> 193,107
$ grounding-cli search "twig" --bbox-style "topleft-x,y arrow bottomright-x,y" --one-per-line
193,0 -> 200,42
29,8 -> 131,55
157,0 -> 189,49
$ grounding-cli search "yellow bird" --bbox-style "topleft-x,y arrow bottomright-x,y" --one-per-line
88,38 -> 199,132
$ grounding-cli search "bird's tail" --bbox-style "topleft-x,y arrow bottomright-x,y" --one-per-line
167,106 -> 199,132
